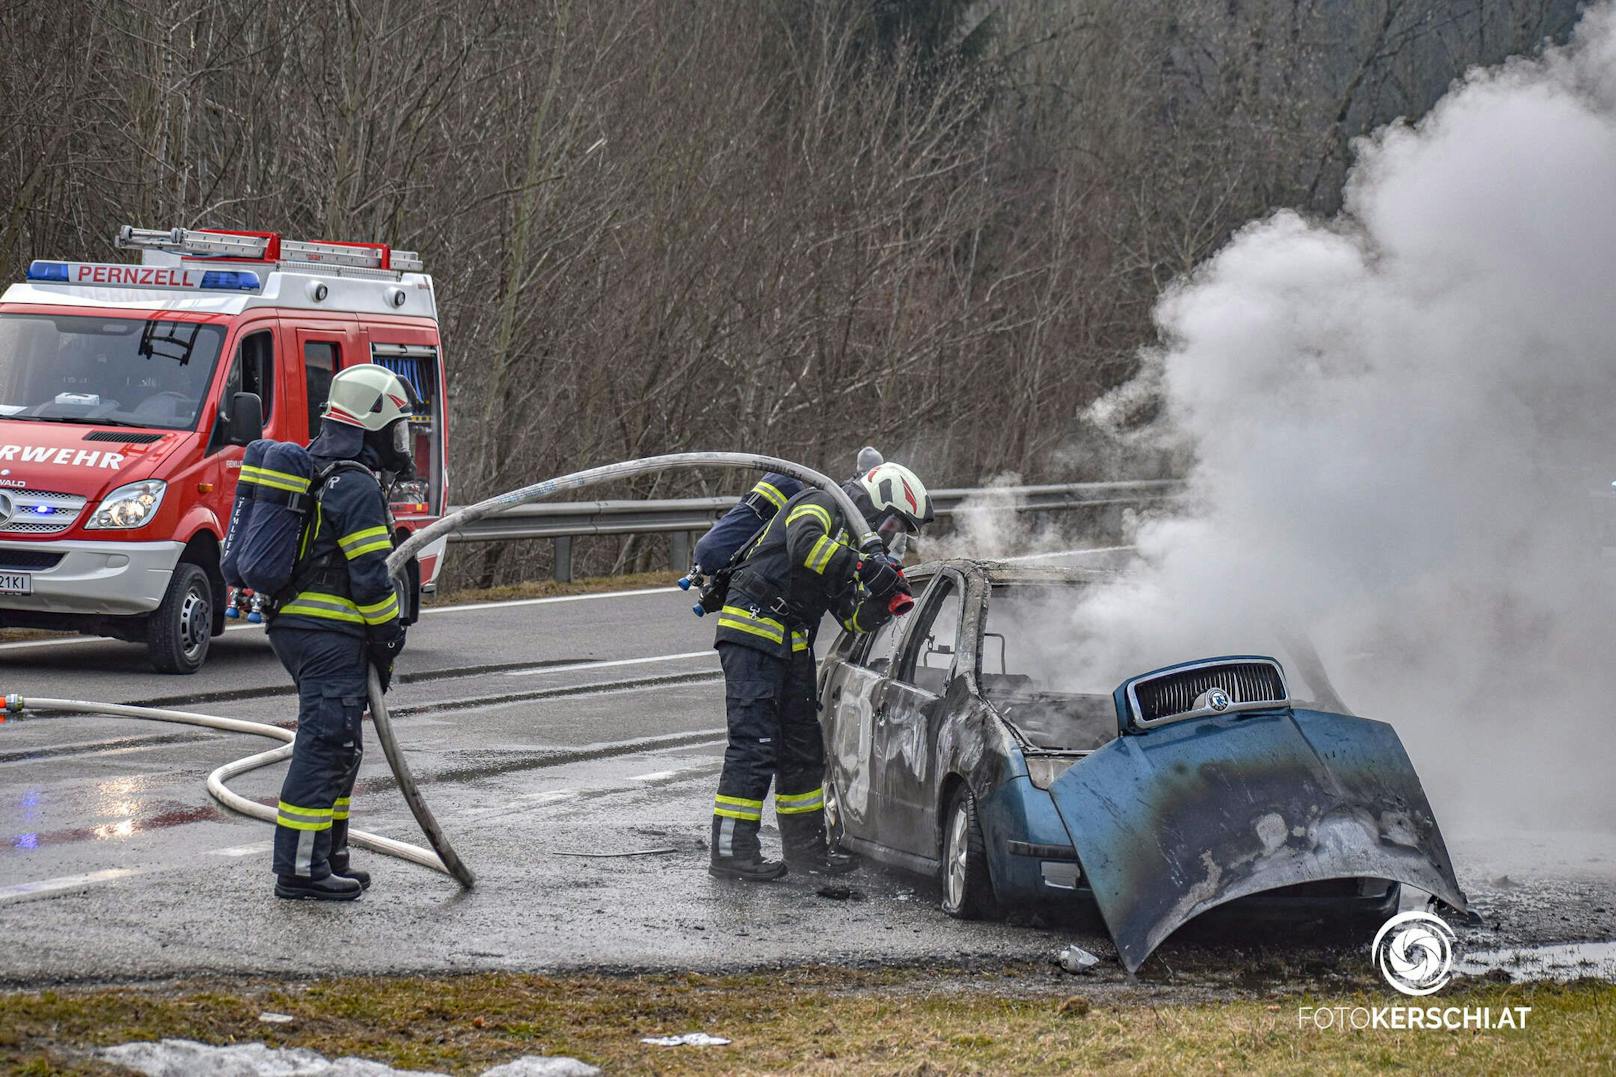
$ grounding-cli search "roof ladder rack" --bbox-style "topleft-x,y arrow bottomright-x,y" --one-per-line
115,225 -> 424,273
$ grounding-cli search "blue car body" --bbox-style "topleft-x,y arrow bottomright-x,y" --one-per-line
817,559 -> 1467,972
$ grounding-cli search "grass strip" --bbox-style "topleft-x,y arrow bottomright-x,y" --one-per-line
2,967 -> 1610,1075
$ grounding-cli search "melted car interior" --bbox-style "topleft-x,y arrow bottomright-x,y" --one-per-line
978,584 -> 1118,752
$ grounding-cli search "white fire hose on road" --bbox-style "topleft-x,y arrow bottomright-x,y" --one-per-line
6,453 -> 877,889
1,695 -> 447,872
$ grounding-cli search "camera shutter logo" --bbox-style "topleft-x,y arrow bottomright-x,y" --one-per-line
1373,910 -> 1457,996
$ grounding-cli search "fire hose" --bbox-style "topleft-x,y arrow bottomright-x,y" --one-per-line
6,453 -> 878,889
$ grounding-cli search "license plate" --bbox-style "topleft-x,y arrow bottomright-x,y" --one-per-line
0,572 -> 31,595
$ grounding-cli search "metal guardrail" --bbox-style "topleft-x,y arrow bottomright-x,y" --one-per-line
445,480 -> 1182,581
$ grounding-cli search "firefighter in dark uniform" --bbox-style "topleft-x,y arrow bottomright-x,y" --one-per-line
265,364 -> 415,901
692,447 -> 884,577
709,461 -> 934,880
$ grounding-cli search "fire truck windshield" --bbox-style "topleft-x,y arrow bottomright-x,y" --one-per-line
0,313 -> 226,430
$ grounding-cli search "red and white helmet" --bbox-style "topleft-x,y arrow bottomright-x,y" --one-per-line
859,461 -> 934,539
323,364 -> 417,432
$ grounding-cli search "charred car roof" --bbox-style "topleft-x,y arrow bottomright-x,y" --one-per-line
903,558 -> 1116,587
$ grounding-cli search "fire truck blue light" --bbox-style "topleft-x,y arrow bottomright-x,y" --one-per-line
198,270 -> 262,291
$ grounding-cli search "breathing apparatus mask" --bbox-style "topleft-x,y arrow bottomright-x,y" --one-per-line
367,417 -> 415,489
875,510 -> 915,553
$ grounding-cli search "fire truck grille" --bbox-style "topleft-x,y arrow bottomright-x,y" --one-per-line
0,489 -> 86,534
0,548 -> 64,570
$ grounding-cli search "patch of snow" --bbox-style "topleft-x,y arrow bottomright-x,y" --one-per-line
96,1039 -> 444,1076
480,1057 -> 600,1076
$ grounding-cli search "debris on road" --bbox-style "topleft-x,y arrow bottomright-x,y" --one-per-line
1056,945 -> 1101,974
548,847 -> 677,858
640,1032 -> 732,1047
816,885 -> 865,901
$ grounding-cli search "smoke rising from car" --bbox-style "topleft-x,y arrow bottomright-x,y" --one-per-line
1064,6 -> 1616,829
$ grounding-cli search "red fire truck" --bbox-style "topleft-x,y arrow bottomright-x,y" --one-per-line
0,225 -> 450,672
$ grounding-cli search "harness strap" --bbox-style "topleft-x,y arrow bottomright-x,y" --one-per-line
269,460 -> 382,614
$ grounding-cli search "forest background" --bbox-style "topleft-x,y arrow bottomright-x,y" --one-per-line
0,0 -> 1579,583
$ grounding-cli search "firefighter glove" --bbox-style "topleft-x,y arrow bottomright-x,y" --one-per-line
855,554 -> 902,598
367,622 -> 406,693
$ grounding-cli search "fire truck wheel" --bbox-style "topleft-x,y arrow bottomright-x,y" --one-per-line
148,562 -> 213,674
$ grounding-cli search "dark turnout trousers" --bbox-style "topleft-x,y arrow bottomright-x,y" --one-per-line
712,640 -> 828,861
268,627 -> 367,878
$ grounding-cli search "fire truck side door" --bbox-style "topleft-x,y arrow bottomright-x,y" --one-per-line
289,322 -> 365,441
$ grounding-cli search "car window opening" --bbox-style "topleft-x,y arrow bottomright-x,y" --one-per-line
981,583 -> 1117,752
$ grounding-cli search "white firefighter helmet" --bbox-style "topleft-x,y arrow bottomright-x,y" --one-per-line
859,461 -> 934,537
322,364 -> 417,432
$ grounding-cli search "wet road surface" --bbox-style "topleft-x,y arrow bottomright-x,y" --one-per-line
1,588 -> 1613,987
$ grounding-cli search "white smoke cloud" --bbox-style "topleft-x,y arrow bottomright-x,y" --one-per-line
921,473 -> 1075,562
1074,5 -> 1616,828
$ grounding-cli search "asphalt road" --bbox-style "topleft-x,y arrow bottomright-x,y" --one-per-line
1,586 -> 1613,988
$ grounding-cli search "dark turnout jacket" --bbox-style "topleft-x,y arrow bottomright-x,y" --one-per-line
715,488 -> 894,659
269,422 -> 400,638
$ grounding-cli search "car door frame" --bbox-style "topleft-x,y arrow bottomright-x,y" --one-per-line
820,615 -> 900,844
869,567 -> 972,862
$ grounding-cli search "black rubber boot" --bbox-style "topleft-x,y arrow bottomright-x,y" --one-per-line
788,846 -> 860,875
709,812 -> 786,880
329,854 -> 371,891
780,811 -> 857,874
708,853 -> 789,882
274,873 -> 363,901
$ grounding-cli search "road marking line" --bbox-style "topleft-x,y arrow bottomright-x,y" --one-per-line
627,770 -> 678,781
0,622 -> 260,652
208,841 -> 272,857
505,650 -> 715,678
0,587 -> 674,652
0,867 -> 142,904
425,587 -> 672,615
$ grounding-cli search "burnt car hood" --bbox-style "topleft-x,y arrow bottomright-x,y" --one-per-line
1048,706 -> 1466,973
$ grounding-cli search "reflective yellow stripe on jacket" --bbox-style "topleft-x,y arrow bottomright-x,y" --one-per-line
786,503 -> 833,532
277,591 -> 365,624
338,525 -> 391,560
804,534 -> 842,575
716,605 -> 785,645
280,589 -> 398,626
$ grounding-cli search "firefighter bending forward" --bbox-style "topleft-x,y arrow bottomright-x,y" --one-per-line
710,462 -> 934,880
267,365 -> 414,901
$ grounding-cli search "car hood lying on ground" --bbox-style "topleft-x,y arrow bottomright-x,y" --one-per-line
1048,703 -> 1468,973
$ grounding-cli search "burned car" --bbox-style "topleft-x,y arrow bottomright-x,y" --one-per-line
818,559 -> 1468,972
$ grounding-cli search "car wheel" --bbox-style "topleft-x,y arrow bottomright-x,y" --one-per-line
148,562 -> 213,674
941,784 -> 998,920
